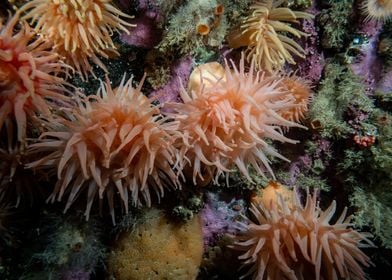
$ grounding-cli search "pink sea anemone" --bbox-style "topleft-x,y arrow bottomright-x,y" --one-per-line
0,13 -> 69,144
231,188 -> 375,280
166,55 -> 305,185
27,76 -> 181,223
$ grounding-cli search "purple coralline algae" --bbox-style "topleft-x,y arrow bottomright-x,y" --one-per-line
150,56 -> 193,106
350,20 -> 383,94
201,192 -> 246,249
296,7 -> 324,84
120,0 -> 162,48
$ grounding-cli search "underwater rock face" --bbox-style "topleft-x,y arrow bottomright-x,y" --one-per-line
108,209 -> 204,279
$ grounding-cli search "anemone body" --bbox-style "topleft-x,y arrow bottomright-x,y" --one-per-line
0,13 -> 68,144
278,75 -> 312,123
227,0 -> 313,72
20,0 -> 135,79
167,56 -> 304,185
28,77 -> 181,223
232,189 -> 375,280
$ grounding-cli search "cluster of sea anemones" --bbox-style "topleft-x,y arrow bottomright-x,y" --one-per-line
231,186 -> 375,280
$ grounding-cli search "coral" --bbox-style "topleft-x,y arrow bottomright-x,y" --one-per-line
20,0 -> 135,79
27,76 -> 181,223
362,0 -> 392,21
158,0 -> 228,55
227,0 -> 314,72
166,55 -> 305,185
231,188 -> 375,280
108,208 -> 203,279
0,13 -> 69,144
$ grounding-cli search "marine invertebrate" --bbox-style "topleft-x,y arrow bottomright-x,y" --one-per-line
278,75 -> 312,122
27,76 -> 181,223
227,0 -> 313,72
166,56 -> 305,185
0,13 -> 68,144
362,0 -> 392,21
231,188 -> 375,279
20,0 -> 135,79
108,208 -> 203,279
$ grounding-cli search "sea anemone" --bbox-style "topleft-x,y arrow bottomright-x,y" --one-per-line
20,0 -> 135,79
166,55 -> 305,185
278,75 -> 312,123
27,76 -> 181,223
0,13 -> 69,144
227,0 -> 314,72
362,0 -> 392,21
231,188 -> 375,280
0,121 -> 38,206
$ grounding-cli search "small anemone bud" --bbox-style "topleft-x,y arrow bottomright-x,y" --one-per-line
252,181 -> 293,210
188,62 -> 226,93
214,4 -> 224,16
196,22 -> 210,36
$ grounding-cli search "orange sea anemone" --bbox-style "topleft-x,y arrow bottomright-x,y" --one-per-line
27,76 -> 181,223
0,13 -> 69,144
166,55 -> 305,185
362,0 -> 392,21
278,75 -> 312,123
227,0 -> 314,72
231,189 -> 375,280
20,0 -> 135,79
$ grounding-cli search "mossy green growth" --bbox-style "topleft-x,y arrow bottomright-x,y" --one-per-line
317,0 -> 353,49
310,62 -> 374,139
285,0 -> 312,9
158,0 -> 229,55
338,111 -> 392,248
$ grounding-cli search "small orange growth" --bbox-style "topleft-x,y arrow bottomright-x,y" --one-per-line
214,4 -> 224,16
354,134 -> 376,147
197,23 -> 210,35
